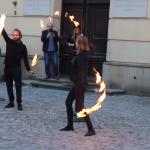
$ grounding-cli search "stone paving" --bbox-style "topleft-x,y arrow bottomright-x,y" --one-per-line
0,82 -> 150,150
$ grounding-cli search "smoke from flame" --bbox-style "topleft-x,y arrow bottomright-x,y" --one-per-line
77,68 -> 106,118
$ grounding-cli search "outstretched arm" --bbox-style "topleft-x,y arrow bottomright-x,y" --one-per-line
1,28 -> 10,42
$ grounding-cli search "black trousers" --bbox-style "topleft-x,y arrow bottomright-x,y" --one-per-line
65,84 -> 94,131
4,66 -> 22,103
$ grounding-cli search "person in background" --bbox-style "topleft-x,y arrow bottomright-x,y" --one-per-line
60,36 -> 96,136
1,28 -> 33,110
41,22 -> 59,79
68,25 -> 82,51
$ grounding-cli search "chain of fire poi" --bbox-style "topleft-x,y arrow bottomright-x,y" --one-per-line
77,68 -> 106,118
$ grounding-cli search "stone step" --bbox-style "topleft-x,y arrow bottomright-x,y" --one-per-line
25,79 -> 126,95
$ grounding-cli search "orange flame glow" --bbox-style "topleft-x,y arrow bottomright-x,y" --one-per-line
73,21 -> 80,27
54,11 -> 60,17
48,17 -> 52,23
77,68 -> 106,118
65,12 -> 68,18
0,14 -> 6,34
68,15 -> 80,27
31,54 -> 40,67
40,20 -> 45,28
69,15 -> 75,22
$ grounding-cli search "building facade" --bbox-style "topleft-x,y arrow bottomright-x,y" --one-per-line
0,0 -> 62,79
103,0 -> 150,95
1,0 -> 150,95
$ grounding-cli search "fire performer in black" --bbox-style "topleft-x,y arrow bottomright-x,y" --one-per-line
1,28 -> 33,110
60,35 -> 96,136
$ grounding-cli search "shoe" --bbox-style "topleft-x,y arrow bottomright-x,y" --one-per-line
17,103 -> 23,111
84,130 -> 96,136
60,126 -> 74,131
5,102 -> 15,108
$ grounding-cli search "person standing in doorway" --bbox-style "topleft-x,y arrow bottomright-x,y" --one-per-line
1,28 -> 33,110
41,22 -> 59,79
60,36 -> 96,136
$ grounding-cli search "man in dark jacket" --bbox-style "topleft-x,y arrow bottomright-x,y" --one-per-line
41,22 -> 59,79
2,28 -> 33,110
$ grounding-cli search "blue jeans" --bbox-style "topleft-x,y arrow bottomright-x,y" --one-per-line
44,51 -> 58,77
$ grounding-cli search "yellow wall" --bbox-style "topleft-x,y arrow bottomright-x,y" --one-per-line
0,0 -> 62,55
107,0 -> 150,64
0,0 -> 62,78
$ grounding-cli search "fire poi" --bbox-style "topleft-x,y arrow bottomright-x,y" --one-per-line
65,12 -> 80,27
31,54 -> 41,67
0,14 -> 6,34
77,68 -> 106,118
40,20 -> 45,28
54,11 -> 60,17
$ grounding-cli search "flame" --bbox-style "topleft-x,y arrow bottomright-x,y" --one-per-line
31,54 -> 40,67
69,15 -> 74,22
65,13 -> 80,28
65,12 -> 68,18
48,17 -> 52,23
54,11 -> 60,17
0,14 -> 6,34
73,21 -> 80,27
40,20 -> 45,28
68,15 -> 80,27
77,68 -> 106,118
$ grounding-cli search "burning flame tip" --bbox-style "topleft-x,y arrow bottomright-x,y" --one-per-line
77,68 -> 106,118
54,11 -> 60,17
0,14 -> 6,34
31,54 -> 40,67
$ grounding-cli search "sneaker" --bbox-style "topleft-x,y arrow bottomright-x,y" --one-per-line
5,102 -> 15,108
17,103 -> 23,111
84,130 -> 96,136
60,126 -> 74,131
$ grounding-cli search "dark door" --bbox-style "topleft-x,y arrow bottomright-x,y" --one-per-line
59,0 -> 110,75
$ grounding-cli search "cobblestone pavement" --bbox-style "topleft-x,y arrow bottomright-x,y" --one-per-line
0,82 -> 150,150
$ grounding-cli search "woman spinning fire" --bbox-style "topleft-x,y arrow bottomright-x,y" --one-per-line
60,35 -> 96,136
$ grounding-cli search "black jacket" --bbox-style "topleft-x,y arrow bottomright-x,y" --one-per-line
2,29 -> 31,71
41,29 -> 59,52
70,51 -> 88,87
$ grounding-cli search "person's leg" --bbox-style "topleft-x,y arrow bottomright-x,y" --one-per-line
75,85 -> 95,136
50,52 -> 58,78
4,67 -> 15,108
13,67 -> 23,110
13,67 -> 22,102
84,115 -> 95,136
44,52 -> 51,78
60,86 -> 75,131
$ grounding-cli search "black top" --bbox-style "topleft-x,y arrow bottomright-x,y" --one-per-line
41,29 -> 59,52
70,51 -> 88,87
2,29 -> 31,71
